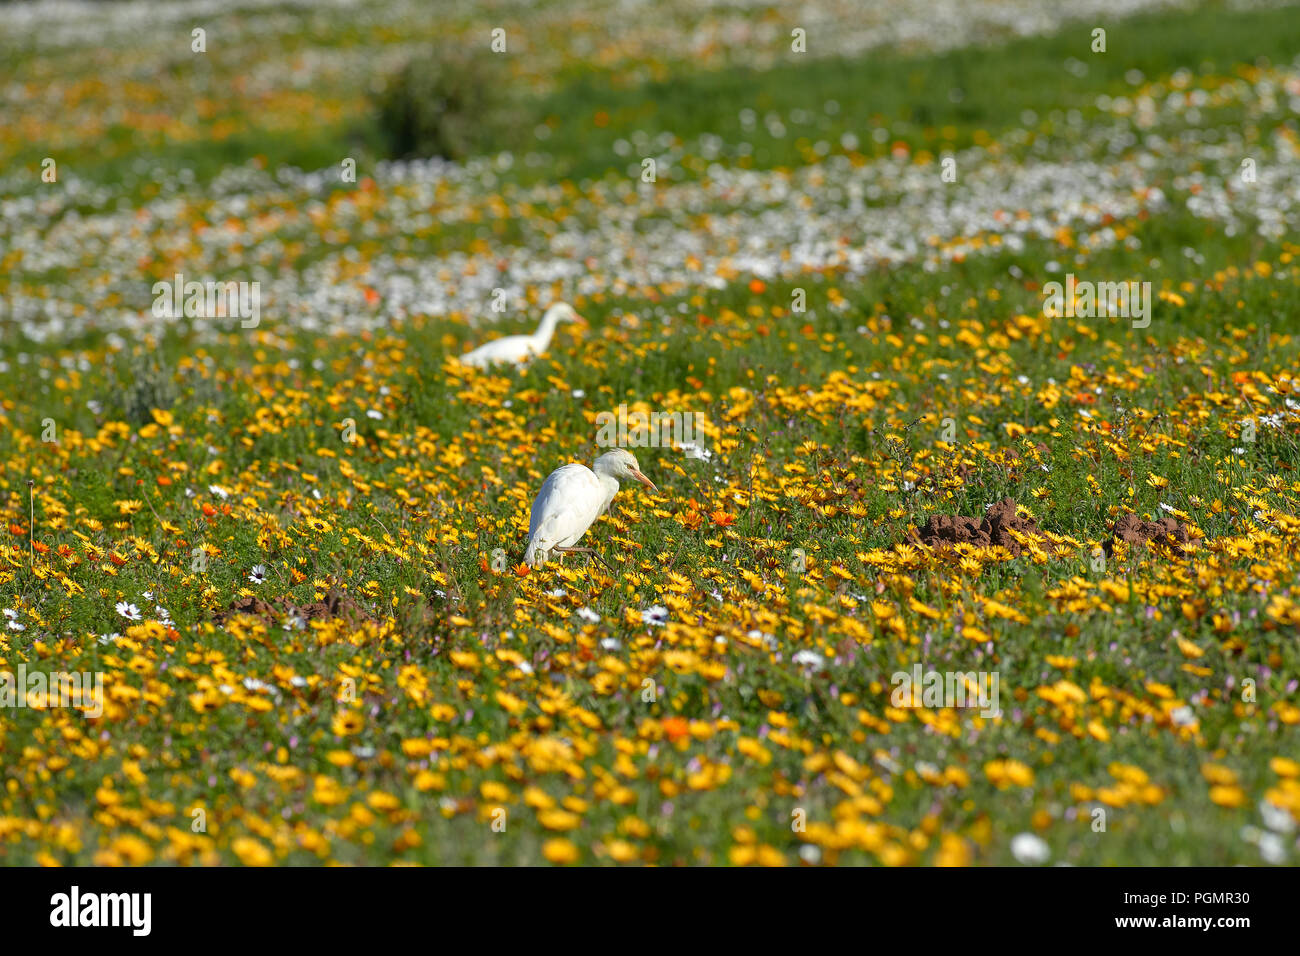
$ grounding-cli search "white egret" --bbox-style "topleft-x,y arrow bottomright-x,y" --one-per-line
524,449 -> 657,567
456,303 -> 586,368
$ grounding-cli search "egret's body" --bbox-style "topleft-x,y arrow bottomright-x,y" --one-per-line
524,450 -> 656,566
457,303 -> 584,368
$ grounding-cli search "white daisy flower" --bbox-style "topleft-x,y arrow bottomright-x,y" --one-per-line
641,605 -> 669,627
791,649 -> 825,673
680,442 -> 713,461
1258,832 -> 1286,864
874,753 -> 902,774
1010,833 -> 1051,864
1260,801 -> 1296,834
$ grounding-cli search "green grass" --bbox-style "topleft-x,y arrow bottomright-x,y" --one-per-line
1,0 -> 1298,867
15,1 -> 1300,197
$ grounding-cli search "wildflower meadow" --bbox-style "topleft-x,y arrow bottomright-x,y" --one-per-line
1,0 -> 1299,883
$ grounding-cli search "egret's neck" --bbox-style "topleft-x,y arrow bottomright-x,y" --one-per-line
531,311 -> 562,352
591,467 -> 620,513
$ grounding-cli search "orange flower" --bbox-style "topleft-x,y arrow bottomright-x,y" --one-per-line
710,510 -> 736,527
748,279 -> 766,294
662,717 -> 690,742
513,562 -> 530,577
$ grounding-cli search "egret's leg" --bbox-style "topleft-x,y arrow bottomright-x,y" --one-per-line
552,545 -> 616,574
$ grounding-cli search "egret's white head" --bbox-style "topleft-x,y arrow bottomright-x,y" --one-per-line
594,448 -> 657,492
545,302 -> 587,326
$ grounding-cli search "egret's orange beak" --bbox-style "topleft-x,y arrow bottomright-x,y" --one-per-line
574,312 -> 590,327
632,469 -> 658,493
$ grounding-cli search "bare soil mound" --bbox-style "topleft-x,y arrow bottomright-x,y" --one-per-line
915,497 -> 1040,557
1106,513 -> 1189,555
217,590 -> 371,625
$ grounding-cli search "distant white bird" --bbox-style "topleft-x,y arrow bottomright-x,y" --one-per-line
456,303 -> 586,368
524,449 -> 657,567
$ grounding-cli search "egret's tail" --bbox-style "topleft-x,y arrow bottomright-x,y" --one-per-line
526,513 -> 561,566
524,536 -> 548,567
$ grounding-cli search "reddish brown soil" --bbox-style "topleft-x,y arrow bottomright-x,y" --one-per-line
1106,513 -> 1190,555
915,497 -> 1040,557
217,590 -> 370,625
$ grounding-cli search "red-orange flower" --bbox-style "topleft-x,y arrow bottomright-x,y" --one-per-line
662,717 -> 689,742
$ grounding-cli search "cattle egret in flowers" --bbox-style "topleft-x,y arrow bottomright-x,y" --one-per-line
524,449 -> 657,566
457,303 -> 585,368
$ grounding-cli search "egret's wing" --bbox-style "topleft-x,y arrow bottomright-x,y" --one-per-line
460,334 -> 528,367
528,464 -> 603,547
